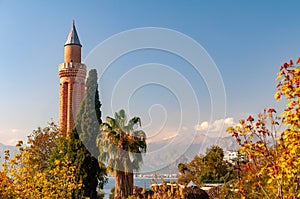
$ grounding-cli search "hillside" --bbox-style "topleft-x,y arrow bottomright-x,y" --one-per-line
140,134 -> 238,174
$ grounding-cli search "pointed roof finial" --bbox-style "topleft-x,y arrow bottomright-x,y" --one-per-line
64,20 -> 81,47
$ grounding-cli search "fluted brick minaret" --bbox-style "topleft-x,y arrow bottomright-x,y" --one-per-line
59,20 -> 86,134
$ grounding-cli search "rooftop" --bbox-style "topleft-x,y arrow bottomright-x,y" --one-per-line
64,20 -> 81,47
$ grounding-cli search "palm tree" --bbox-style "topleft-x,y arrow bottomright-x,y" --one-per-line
97,109 -> 147,199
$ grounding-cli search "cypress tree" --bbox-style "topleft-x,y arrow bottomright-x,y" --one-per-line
75,69 -> 102,157
68,130 -> 102,199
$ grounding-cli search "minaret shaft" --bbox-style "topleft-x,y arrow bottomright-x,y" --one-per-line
64,45 -> 81,63
59,21 -> 86,134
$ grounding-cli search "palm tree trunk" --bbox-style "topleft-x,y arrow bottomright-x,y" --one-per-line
127,171 -> 134,196
115,150 -> 127,199
115,170 -> 126,199
115,151 -> 133,199
125,152 -> 134,197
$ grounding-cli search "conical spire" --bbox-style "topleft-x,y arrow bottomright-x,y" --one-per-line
64,20 -> 81,46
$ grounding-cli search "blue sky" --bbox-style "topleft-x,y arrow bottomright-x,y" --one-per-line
0,1 -> 299,145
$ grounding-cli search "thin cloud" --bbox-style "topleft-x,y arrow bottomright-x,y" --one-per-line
0,129 -> 28,146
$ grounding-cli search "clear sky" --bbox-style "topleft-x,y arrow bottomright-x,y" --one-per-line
0,0 -> 299,146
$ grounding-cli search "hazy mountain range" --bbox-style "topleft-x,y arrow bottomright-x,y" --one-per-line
140,134 -> 239,174
0,134 -> 238,174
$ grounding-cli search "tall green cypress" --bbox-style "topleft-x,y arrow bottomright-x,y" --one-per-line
71,69 -> 107,198
75,69 -> 102,157
68,130 -> 103,199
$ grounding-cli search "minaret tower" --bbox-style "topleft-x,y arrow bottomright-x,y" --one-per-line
59,20 -> 86,134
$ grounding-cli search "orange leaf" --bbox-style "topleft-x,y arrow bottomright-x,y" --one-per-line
267,108 -> 276,113
246,115 -> 254,122
232,132 -> 238,137
280,65 -> 284,70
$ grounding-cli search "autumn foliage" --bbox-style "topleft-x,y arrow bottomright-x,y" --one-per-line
227,57 -> 300,198
0,124 -> 82,199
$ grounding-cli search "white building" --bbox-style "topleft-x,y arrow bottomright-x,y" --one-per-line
223,150 -> 239,163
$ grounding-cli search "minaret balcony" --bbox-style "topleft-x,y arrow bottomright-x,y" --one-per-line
59,62 -> 86,70
58,62 -> 86,78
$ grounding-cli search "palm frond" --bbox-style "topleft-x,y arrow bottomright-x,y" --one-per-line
107,130 -> 116,138
133,130 -> 146,139
108,143 -> 118,156
106,117 -> 116,128
132,153 -> 143,171
99,151 -> 109,163
98,109 -> 147,174
128,117 -> 141,130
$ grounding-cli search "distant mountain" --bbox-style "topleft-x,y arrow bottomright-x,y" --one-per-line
214,136 -> 240,151
0,135 -> 239,174
140,134 -> 238,174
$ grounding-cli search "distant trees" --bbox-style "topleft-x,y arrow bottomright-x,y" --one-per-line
226,57 -> 300,198
97,109 -> 147,199
177,145 -> 235,185
201,146 -> 231,182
